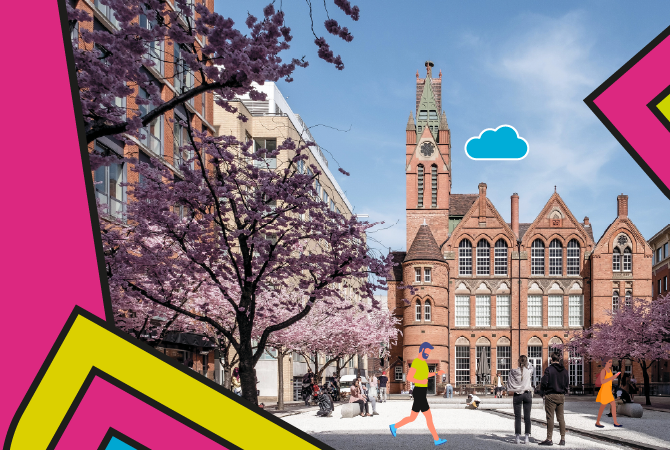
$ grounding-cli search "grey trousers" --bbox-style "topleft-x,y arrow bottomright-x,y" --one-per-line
544,393 -> 566,440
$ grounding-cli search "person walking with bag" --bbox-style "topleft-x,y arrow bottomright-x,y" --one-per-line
595,358 -> 622,428
538,352 -> 570,446
505,355 -> 534,445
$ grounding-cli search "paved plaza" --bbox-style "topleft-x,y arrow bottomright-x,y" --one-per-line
279,399 -> 670,449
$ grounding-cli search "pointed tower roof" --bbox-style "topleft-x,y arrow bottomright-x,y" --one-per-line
404,224 -> 443,262
406,111 -> 415,131
417,71 -> 438,115
438,110 -> 449,131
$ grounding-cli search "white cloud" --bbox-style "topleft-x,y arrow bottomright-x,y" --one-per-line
476,11 -> 620,221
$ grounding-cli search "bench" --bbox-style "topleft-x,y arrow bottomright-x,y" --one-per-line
617,402 -> 643,418
341,403 -> 361,418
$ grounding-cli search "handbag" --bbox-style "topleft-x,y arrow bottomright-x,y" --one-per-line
595,371 -> 602,388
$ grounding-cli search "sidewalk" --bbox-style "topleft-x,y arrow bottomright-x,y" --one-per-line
496,398 -> 670,449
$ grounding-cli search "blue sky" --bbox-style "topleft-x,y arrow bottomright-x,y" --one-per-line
216,0 -> 670,252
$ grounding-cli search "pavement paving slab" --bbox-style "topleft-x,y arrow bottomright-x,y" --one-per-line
281,400 -> 632,449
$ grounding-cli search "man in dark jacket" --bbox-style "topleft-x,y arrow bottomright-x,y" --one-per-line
539,353 -> 570,446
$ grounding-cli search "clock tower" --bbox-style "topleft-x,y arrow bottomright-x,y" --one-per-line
406,61 -> 452,250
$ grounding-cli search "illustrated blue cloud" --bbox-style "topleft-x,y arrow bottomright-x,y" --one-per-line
465,125 -> 529,160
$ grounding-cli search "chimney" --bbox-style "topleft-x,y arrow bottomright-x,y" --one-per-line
425,61 -> 434,78
511,193 -> 519,238
479,182 -> 487,222
617,194 -> 628,218
583,216 -> 590,226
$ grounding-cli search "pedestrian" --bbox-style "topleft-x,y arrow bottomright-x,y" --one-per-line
493,374 -> 503,398
364,376 -> 379,415
443,382 -> 453,398
629,375 -> 638,402
302,368 -> 314,406
231,367 -> 242,396
389,342 -> 447,446
466,393 -> 481,409
349,379 -> 371,417
595,358 -> 622,428
379,371 -> 389,402
505,354 -> 534,444
538,352 -> 570,446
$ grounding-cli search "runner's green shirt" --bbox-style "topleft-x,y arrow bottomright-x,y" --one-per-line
411,358 -> 429,387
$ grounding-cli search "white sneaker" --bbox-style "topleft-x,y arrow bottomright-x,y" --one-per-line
524,434 -> 530,444
516,435 -> 521,444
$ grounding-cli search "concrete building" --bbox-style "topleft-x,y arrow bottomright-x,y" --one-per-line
387,61 -> 654,396
213,82 -> 368,403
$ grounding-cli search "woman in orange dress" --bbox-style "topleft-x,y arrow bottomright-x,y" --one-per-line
595,358 -> 622,428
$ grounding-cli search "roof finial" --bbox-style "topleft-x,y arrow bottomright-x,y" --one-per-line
423,218 -> 427,225
416,70 -> 419,79
554,185 -> 557,193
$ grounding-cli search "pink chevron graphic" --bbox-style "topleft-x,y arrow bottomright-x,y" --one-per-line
586,25 -> 670,200
55,377 -> 225,450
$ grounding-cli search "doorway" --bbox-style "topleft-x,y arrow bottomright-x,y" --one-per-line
527,345 -> 543,388
427,364 -> 437,395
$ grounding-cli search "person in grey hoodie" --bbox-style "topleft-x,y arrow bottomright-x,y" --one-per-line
505,355 -> 535,444
538,352 -> 570,446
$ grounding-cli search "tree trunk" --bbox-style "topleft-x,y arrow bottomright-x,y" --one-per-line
238,335 -> 258,404
641,360 -> 652,406
277,348 -> 285,411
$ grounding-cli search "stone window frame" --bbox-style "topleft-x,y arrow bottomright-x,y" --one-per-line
531,239 -> 545,276
476,239 -> 491,276
567,239 -> 580,275
459,239 -> 473,276
549,239 -> 563,276
494,239 -> 508,275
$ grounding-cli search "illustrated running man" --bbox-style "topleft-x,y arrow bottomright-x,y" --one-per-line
389,342 -> 447,446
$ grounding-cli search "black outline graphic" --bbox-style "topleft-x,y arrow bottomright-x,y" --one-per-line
4,307 -> 334,450
97,427 -> 152,450
49,368 -> 237,450
57,0 -> 114,322
647,84 -> 670,135
584,24 -> 670,201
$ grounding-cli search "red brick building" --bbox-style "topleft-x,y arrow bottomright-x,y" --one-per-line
74,0 -> 219,380
387,61 -> 653,395
649,224 -> 670,384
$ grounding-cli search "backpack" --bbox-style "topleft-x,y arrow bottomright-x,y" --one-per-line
595,371 -> 602,388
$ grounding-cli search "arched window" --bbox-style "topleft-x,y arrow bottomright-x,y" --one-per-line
531,239 -> 545,275
431,165 -> 438,208
623,247 -> 632,272
424,300 -> 432,322
477,240 -> 491,275
612,290 -> 619,311
459,239 -> 472,275
415,300 -> 422,321
612,248 -> 621,272
567,239 -> 580,275
549,239 -> 563,276
625,290 -> 632,308
417,164 -> 424,208
495,239 -> 508,275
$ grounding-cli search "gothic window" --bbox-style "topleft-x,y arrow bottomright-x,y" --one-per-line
415,300 -> 421,322
418,110 -> 428,121
623,247 -> 632,272
417,164 -> 424,208
612,248 -> 621,272
531,239 -> 545,275
424,300 -> 432,322
429,111 -> 438,121
459,239 -> 472,275
494,239 -> 508,275
567,239 -> 580,275
625,290 -> 632,307
431,165 -> 438,208
477,240 -> 490,275
612,290 -> 620,311
549,239 -> 563,276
